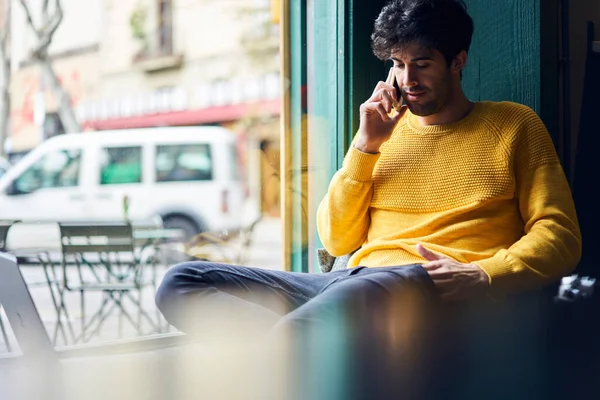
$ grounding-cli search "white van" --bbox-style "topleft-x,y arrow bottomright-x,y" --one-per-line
0,126 -> 247,241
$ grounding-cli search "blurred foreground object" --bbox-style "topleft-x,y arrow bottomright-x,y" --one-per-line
555,274 -> 596,303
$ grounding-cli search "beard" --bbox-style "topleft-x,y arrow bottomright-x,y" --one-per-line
402,75 -> 452,117
406,99 -> 444,117
405,96 -> 445,116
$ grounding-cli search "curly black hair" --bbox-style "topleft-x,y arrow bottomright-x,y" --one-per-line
371,0 -> 474,65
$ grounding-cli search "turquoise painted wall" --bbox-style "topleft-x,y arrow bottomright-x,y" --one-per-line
462,0 -> 542,113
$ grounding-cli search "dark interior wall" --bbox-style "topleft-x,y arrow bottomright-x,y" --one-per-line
568,0 -> 600,169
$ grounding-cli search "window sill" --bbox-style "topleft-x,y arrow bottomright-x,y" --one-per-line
133,52 -> 185,73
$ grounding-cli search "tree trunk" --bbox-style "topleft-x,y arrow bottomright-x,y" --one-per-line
0,49 -> 9,158
39,61 -> 80,133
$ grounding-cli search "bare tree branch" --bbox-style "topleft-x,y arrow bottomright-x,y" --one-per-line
0,0 -> 11,46
46,0 -> 63,38
20,0 -> 64,58
17,0 -> 80,133
19,0 -> 39,37
42,0 -> 50,24
0,0 -> 11,157
20,0 -> 63,39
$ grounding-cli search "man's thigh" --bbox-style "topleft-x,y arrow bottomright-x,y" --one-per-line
158,261 -> 347,312
275,264 -> 440,345
315,264 -> 438,309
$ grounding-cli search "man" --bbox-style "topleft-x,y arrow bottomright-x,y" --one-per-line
319,0 -> 581,299
156,0 -> 580,397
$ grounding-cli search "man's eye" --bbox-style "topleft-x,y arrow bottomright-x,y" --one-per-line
394,64 -> 405,69
417,64 -> 429,69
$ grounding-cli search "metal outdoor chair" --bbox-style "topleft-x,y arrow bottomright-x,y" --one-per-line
0,220 -> 20,352
0,220 -> 19,252
0,252 -> 191,400
0,253 -> 62,400
0,307 -> 9,353
184,216 -> 261,265
0,219 -> 73,346
57,222 -> 159,344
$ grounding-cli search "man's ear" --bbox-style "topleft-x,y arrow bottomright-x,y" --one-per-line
452,51 -> 468,73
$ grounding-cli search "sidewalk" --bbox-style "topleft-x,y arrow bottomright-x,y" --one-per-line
244,216 -> 283,270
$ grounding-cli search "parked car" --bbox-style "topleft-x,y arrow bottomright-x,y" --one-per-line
0,126 -> 247,249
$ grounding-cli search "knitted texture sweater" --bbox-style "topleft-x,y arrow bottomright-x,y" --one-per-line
316,101 -> 582,294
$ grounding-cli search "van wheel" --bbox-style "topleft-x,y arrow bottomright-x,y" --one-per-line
162,216 -> 200,241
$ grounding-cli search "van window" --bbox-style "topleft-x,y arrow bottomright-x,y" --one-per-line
156,144 -> 212,182
14,149 -> 81,193
100,146 -> 142,185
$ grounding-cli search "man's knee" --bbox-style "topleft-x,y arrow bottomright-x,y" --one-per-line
155,261 -> 210,315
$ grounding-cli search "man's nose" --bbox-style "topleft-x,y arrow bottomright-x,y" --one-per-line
401,66 -> 418,87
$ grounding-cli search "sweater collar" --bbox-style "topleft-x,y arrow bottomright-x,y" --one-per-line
406,101 -> 483,134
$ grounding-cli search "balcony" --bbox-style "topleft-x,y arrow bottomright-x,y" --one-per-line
134,51 -> 184,73
132,29 -> 183,73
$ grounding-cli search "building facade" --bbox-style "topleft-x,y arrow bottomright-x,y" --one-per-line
9,0 -> 280,150
8,0 -> 281,214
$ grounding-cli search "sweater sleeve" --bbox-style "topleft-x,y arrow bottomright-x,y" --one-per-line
474,108 -> 582,294
316,146 -> 381,257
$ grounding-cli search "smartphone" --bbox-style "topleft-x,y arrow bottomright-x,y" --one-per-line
386,63 -> 403,111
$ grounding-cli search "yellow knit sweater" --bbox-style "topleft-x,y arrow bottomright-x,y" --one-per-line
317,101 -> 582,294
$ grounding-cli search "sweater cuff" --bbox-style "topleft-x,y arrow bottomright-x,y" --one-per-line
341,146 -> 381,182
473,250 -> 522,294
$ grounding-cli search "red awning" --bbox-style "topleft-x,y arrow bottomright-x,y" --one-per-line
82,99 -> 280,130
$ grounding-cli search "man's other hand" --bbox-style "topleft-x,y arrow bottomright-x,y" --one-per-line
417,244 -> 490,301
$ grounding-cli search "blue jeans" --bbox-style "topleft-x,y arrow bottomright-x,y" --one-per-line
155,262 -> 439,333
155,263 -> 556,400
156,262 -> 443,399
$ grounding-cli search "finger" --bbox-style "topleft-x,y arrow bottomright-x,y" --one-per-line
385,68 -> 401,111
423,259 -> 462,269
416,244 -> 448,261
361,101 -> 390,120
396,89 -> 404,110
426,267 -> 469,279
380,89 -> 394,114
421,261 -> 447,271
428,277 -> 456,289
369,81 -> 397,102
385,66 -> 395,86
369,81 -> 386,98
389,104 -> 407,122
422,259 -> 452,268
365,101 -> 391,122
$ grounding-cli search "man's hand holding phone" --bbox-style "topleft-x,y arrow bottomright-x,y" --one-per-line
354,67 -> 406,154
